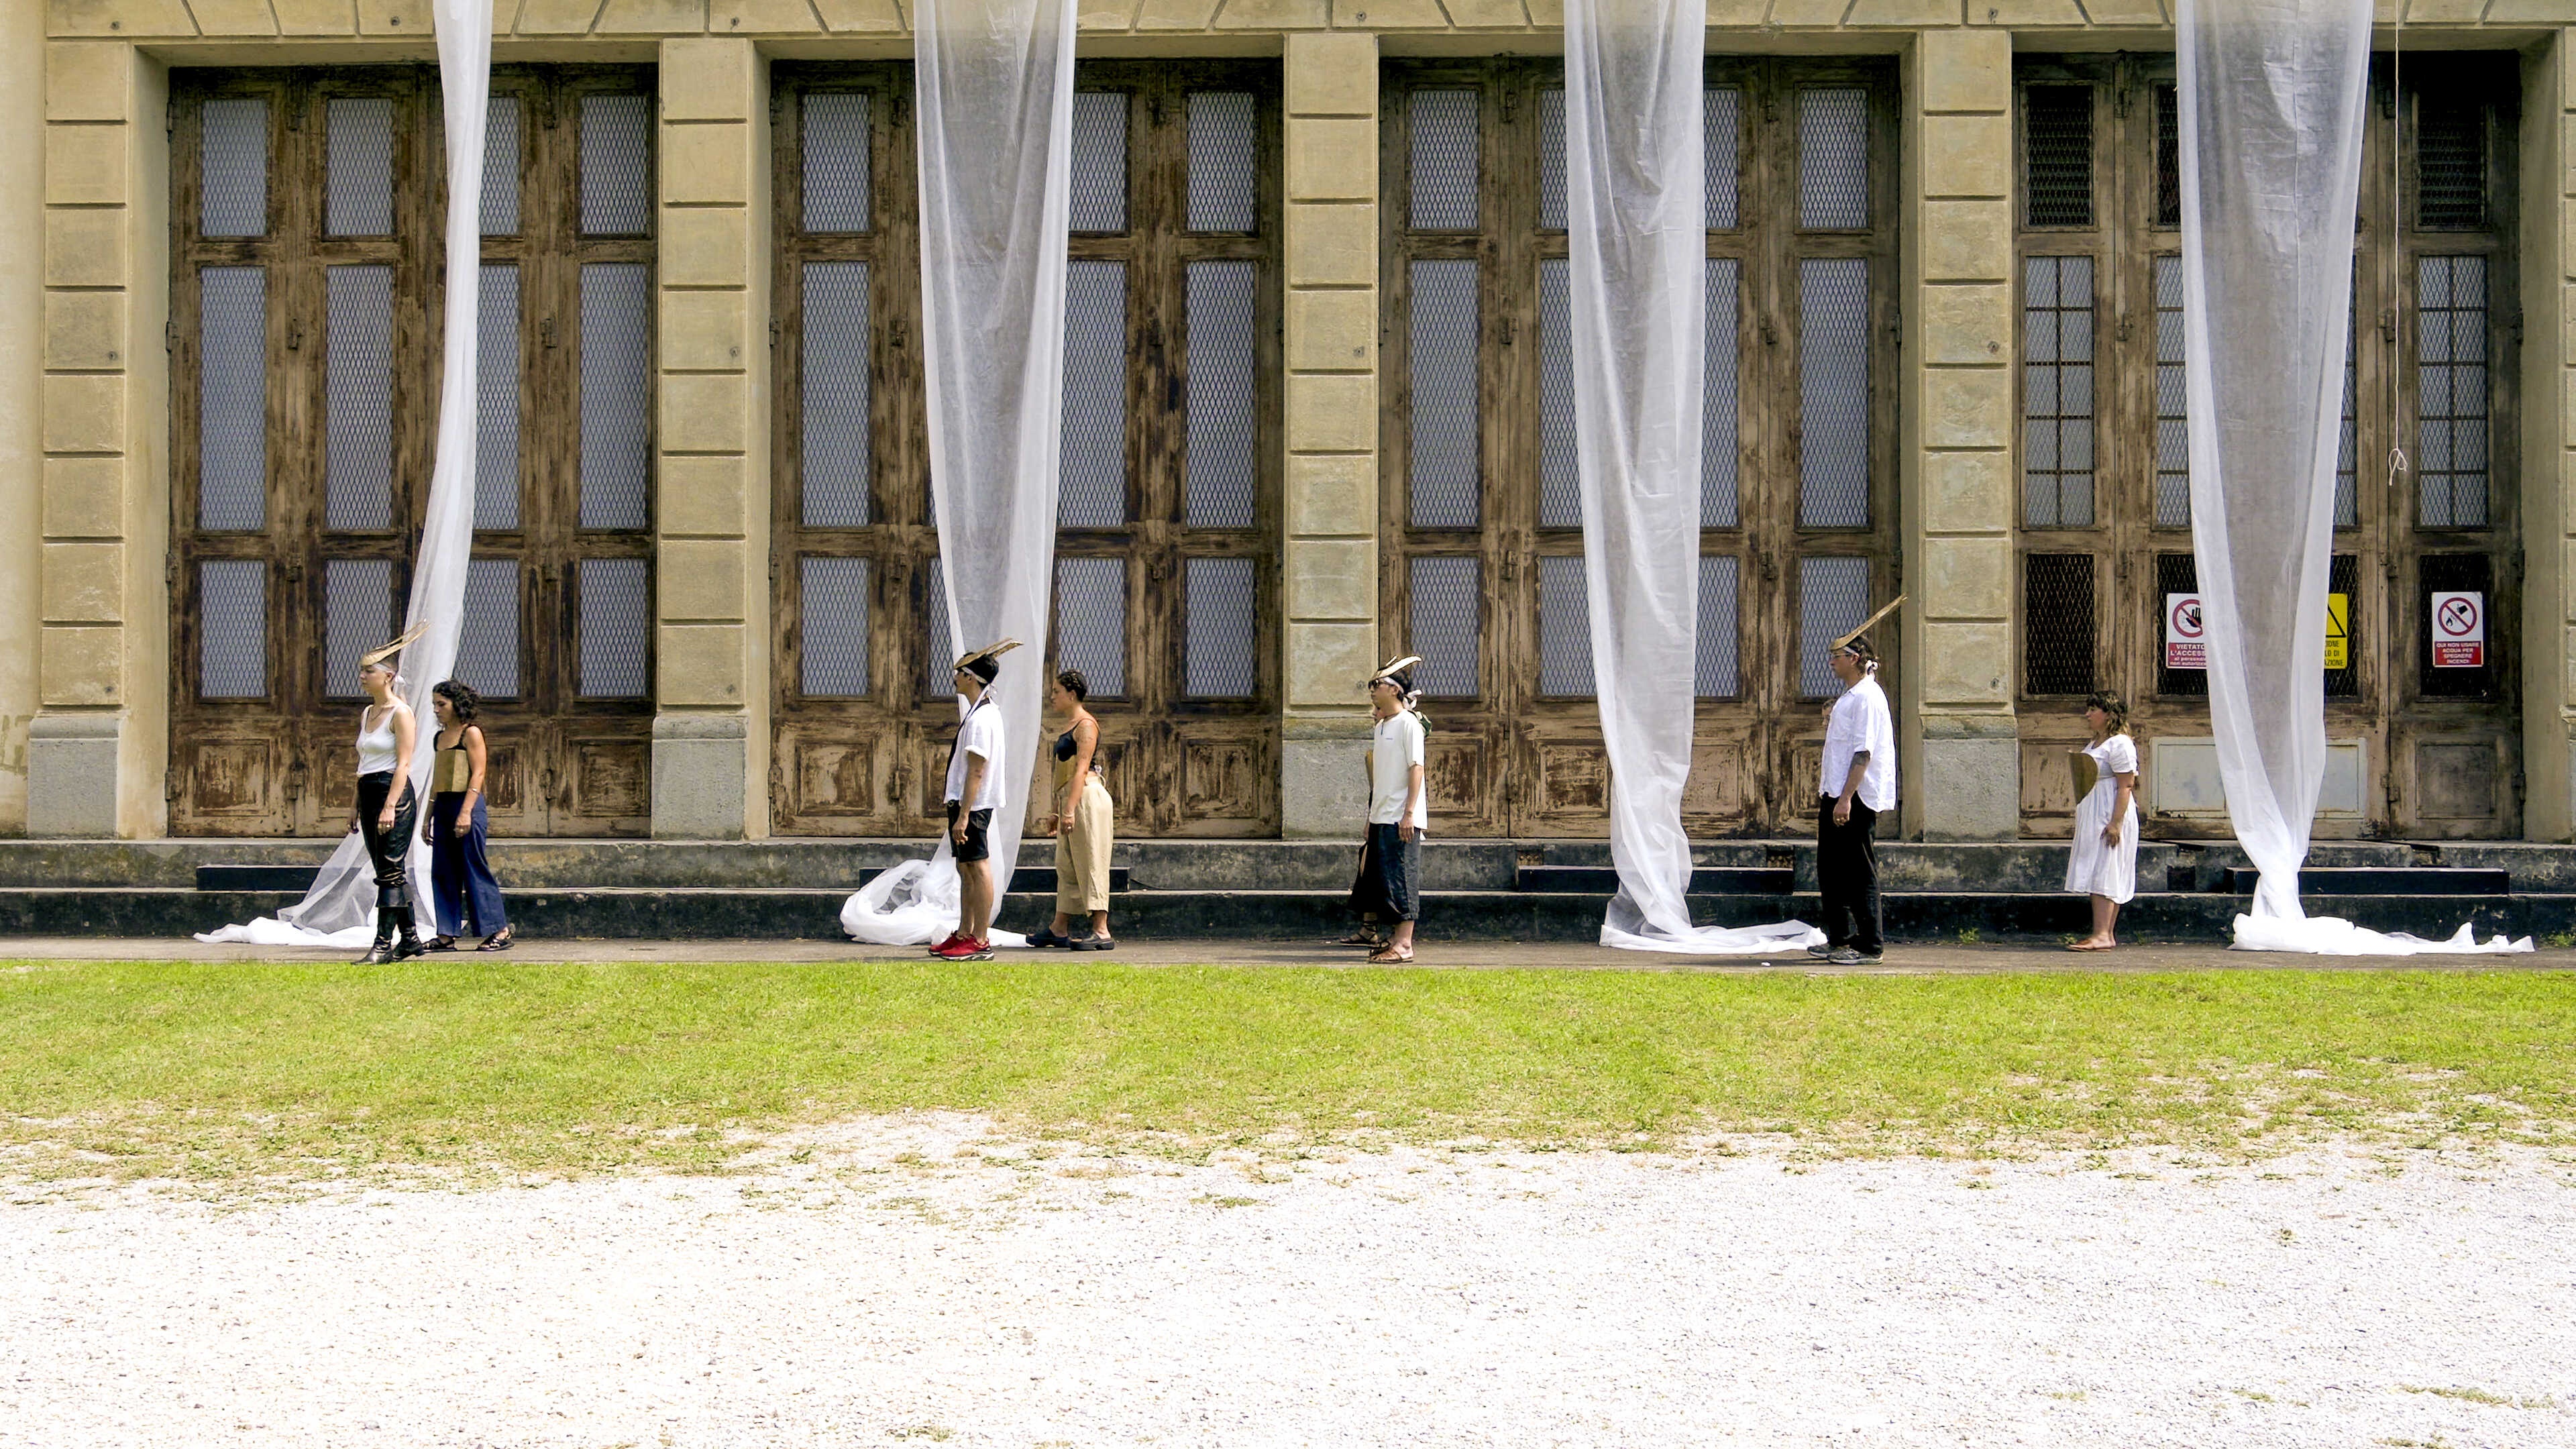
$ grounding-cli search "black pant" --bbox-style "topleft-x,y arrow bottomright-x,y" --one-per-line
356,771 -> 417,911
1817,794 -> 1881,955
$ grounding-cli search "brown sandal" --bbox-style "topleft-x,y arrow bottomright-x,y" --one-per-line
1332,930 -> 1384,947
1365,945 -> 1415,964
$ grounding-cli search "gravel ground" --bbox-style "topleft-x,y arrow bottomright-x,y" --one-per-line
3,1122 -> 2573,1448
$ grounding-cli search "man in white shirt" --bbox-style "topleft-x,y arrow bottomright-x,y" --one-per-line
933,641 -> 1016,961
1815,632 -> 1896,964
1348,657 -> 1428,963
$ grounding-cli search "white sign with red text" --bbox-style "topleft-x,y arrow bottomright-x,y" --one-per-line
2432,590 -> 2485,668
2164,593 -> 2205,670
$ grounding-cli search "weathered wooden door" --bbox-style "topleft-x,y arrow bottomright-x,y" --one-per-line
769,61 -> 1281,837
1381,58 -> 1900,839
168,66 -> 655,838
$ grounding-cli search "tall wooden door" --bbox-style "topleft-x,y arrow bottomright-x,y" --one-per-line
168,66 -> 655,838
1381,59 -> 1901,839
770,61 -> 1281,837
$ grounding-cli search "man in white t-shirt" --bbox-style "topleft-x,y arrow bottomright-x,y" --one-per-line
1348,657 -> 1428,963
1815,633 -> 1897,964
932,640 -> 1016,961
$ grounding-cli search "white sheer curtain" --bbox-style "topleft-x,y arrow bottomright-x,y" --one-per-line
1567,0 -> 1819,956
842,0 -> 1073,945
201,0 -> 491,947
2180,0 -> 2523,955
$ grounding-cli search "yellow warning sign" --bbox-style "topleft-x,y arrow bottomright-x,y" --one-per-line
2323,592 -> 2349,671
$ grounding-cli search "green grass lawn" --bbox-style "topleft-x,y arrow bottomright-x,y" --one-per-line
1,960 -> 2571,1182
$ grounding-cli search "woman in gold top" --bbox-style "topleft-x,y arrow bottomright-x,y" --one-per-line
1029,669 -> 1116,950
421,679 -> 511,951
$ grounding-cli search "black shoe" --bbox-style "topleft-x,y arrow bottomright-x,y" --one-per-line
360,921 -> 398,965
1025,926 -> 1070,949
390,906 -> 426,961
423,935 -> 459,953
1804,942 -> 1833,958
1070,934 -> 1117,951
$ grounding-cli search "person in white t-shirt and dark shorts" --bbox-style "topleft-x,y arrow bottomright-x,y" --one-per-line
1814,633 -> 1896,965
1348,656 -> 1429,965
932,639 -> 1018,962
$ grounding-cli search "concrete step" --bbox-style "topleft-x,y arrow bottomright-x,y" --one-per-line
1517,866 -> 1794,895
2218,866 -> 2511,897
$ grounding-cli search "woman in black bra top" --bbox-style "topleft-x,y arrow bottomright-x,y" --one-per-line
1030,669 -> 1116,949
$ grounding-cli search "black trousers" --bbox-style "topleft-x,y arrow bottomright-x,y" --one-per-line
1816,794 -> 1881,955
1348,822 -> 1420,923
356,771 -> 417,911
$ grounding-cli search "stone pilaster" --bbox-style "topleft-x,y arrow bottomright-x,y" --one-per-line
2524,32 -> 2575,841
651,36 -> 771,839
0,0 -> 42,835
1901,28 -> 2019,841
1278,30 -> 1381,838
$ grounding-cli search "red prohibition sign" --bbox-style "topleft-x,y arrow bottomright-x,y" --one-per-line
2171,598 -> 2204,639
2438,595 -> 2480,639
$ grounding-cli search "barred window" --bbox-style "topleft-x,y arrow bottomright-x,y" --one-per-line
2022,553 -> 2097,697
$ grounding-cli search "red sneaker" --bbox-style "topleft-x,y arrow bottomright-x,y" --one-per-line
932,936 -> 986,960
927,931 -> 963,955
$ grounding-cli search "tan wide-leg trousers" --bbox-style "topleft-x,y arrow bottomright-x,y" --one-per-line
1055,776 -> 1114,914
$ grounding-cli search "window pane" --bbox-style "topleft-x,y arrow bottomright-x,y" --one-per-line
2154,85 -> 2180,228
1055,557 -> 1128,696
1697,555 -> 1739,699
476,264 -> 522,530
1538,258 -> 1578,529
2415,95 -> 2487,230
2022,256 -> 2096,529
1409,89 -> 1480,230
1186,91 -> 1258,233
1061,260 -> 1128,527
802,260 -> 874,527
2417,255 -> 2489,529
1797,88 -> 1868,229
1539,87 -> 1566,231
1408,555 -> 1480,698
325,265 -> 396,532
1408,259 -> 1481,528
577,557 -> 650,698
326,97 -> 395,236
323,558 -> 395,699
458,557 -> 521,699
2153,254 -> 2190,527
923,557 -> 953,699
803,92 -> 873,233
199,266 -> 268,531
2021,553 -> 2096,696
2336,297 -> 2357,528
2022,86 -> 2093,228
1707,88 -> 1741,230
1538,555 -> 1593,698
1183,557 -> 1258,699
1185,261 -> 1258,529
1798,258 -> 1870,528
1799,557 -> 1870,699
200,97 -> 268,237
580,94 -> 653,235
800,556 -> 872,697
482,95 -> 523,235
1071,91 -> 1128,233
580,262 -> 653,531
198,560 -> 268,699
1704,258 -> 1740,528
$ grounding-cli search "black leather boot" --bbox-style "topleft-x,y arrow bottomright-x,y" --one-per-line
361,910 -> 400,965
390,905 -> 426,961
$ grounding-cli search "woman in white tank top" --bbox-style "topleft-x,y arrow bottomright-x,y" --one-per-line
350,627 -> 424,963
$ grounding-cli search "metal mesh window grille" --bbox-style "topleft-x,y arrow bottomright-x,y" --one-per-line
2419,552 -> 2493,698
579,262 -> 653,531
2021,553 -> 2096,696
2154,552 -> 2206,698
1061,260 -> 1129,527
1704,258 -> 1739,528
1071,92 -> 1129,233
2023,255 -> 2096,529
1697,555 -> 1739,698
1797,89 -> 1869,230
1409,89 -> 1481,231
1707,88 -> 1741,230
576,556 -> 650,698
1408,555 -> 1481,698
800,555 -> 873,697
802,93 -> 873,233
1407,259 -> 1481,528
923,557 -> 954,699
1798,258 -> 1870,528
2154,85 -> 2181,229
1185,261 -> 1259,529
2153,255 -> 2191,527
1187,92 -> 1258,233
458,557 -> 521,699
2416,255 -> 2489,529
200,97 -> 268,237
323,558 -> 394,698
1798,557 -> 1871,699
802,260 -> 875,528
198,559 -> 268,699
1055,557 -> 1128,697
2336,303 -> 2358,528
1538,258 -> 1578,529
1539,87 -> 1567,231
1183,556 -> 1258,698
476,264 -> 522,530
324,265 -> 396,532
2415,97 -> 2487,230
579,94 -> 653,236
1538,555 -> 1594,698
482,95 -> 522,235
198,266 -> 268,531
2022,86 -> 2093,228
325,98 -> 395,236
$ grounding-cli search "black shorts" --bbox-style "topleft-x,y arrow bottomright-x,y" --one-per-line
947,802 -> 994,863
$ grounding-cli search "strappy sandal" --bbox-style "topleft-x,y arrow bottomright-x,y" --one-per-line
423,935 -> 458,953
474,929 -> 514,952
1332,930 -> 1384,947
1365,945 -> 1415,964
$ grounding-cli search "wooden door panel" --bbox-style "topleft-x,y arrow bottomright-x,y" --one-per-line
784,728 -> 883,821
176,734 -> 288,835
1423,724 -> 1507,836
1173,722 -> 1277,836
1681,723 -> 1763,835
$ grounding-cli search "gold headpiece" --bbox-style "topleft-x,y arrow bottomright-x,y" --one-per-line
1360,655 -> 1421,690
953,638 -> 1024,672
358,621 -> 428,670
1833,596 -> 1906,653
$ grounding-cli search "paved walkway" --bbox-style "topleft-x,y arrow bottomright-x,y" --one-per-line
3,936 -> 2568,972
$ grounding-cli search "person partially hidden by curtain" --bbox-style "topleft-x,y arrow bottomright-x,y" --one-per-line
1345,655 -> 1428,965
1028,668 -> 1116,950
2064,690 -> 2141,951
1811,633 -> 1895,966
422,679 -> 512,953
350,625 -> 427,965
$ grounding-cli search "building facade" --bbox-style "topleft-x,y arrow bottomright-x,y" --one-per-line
3,0 -> 2572,847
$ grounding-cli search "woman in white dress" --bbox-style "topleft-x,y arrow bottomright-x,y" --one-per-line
2065,690 -> 2140,951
